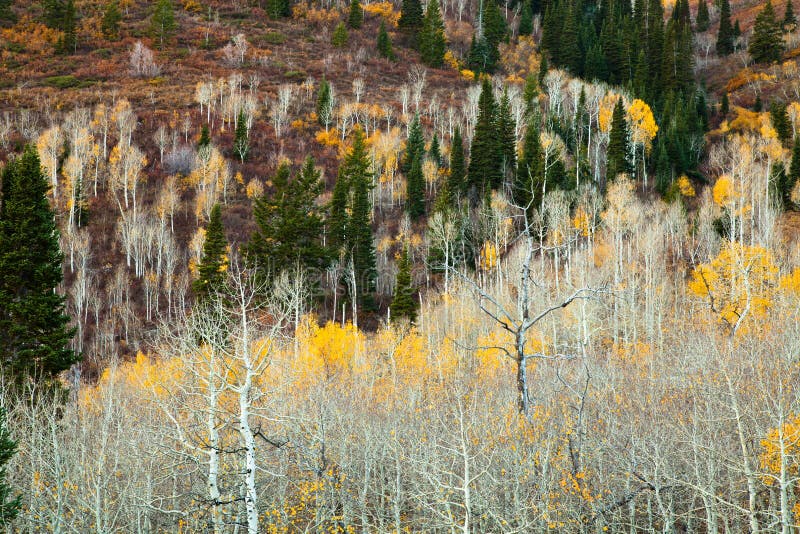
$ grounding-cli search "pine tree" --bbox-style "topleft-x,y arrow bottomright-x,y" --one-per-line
770,100 -> 792,144
733,19 -> 742,38
468,79 -> 501,194
0,146 -> 78,382
402,114 -> 425,174
717,0 -> 734,55
0,408 -> 19,525
0,0 -> 16,25
519,0 -> 533,36
329,168 -> 350,253
399,0 -> 424,34
233,109 -> 249,163
332,22 -> 349,47
391,247 -> 418,322
448,127 -> 466,195
419,0 -> 447,67
771,161 -> 792,208
267,0 -> 290,18
695,0 -> 710,31
514,118 -> 543,211
193,204 -> 228,300
467,34 -> 494,73
150,0 -> 176,49
606,97 -> 631,181
560,4 -> 582,74
348,0 -> 363,29
377,20 -> 396,60
755,94 -> 763,111
749,0 -> 784,63
788,135 -> 800,206
42,0 -> 65,29
784,0 -> 797,32
721,92 -> 730,115
346,129 -> 377,310
429,133 -> 442,166
246,157 -> 329,278
406,154 -> 426,219
498,90 -> 517,182
316,79 -> 333,129
101,0 -> 122,41
55,0 -> 76,54
198,125 -> 211,149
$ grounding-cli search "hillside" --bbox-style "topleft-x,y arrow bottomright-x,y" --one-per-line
1,0 -> 800,531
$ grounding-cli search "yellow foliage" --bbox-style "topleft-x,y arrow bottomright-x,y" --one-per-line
296,316 -> 365,381
480,241 -> 498,271
572,207 -> 591,237
460,69 -> 475,81
780,268 -> 800,294
676,175 -> 695,197
760,414 -> 800,483
725,68 -> 775,93
443,50 -> 460,70
315,129 -> 341,147
728,106 -> 767,134
246,179 -> 264,199
627,99 -> 658,151
363,2 -> 400,26
598,93 -> 621,134
688,241 -> 780,329
712,175 -> 738,207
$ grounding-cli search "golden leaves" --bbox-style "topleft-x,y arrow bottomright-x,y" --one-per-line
627,99 -> 658,151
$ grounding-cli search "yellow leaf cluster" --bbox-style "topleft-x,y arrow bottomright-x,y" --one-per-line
315,129 -> 341,147
460,69 -> 475,81
760,414 -> 800,481
712,175 -> 737,207
443,50 -> 460,70
627,99 -> 658,150
676,175 -> 695,197
480,241 -> 498,271
362,2 -> 400,26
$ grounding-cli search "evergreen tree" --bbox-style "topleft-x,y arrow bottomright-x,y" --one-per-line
695,0 -> 710,31
466,34 -> 494,73
348,0 -> 363,29
788,135 -> 800,206
332,22 -> 349,47
784,0 -> 797,32
246,157 -> 329,278
316,79 -> 333,129
429,133 -> 442,166
733,19 -> 742,38
233,109 -> 249,163
399,0 -> 424,34
402,114 -> 425,174
266,0 -> 290,18
0,0 -> 16,25
419,0 -> 447,67
482,0 -> 507,52
391,247 -> 418,322
717,0 -> 734,55
523,73 -> 539,114
198,125 -> 211,149
721,92 -> 730,115
770,100 -> 792,144
406,154 -> 426,219
0,408 -> 19,525
514,118 -> 543,211
101,0 -> 122,41
150,0 -> 176,49
497,90 -> 517,181
346,129 -> 377,310
771,161 -> 792,208
0,146 -> 78,382
606,97 -> 631,181
42,0 -> 65,29
448,127 -> 466,195
560,4 -> 582,74
749,0 -> 784,63
377,20 -> 396,60
468,79 -> 501,195
193,204 -> 228,300
538,54 -> 549,85
519,0 -> 533,35
329,167 -> 350,253
540,2 -> 561,62
53,0 -> 76,54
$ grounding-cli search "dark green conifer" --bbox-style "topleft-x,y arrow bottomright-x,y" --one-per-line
316,79 -> 334,130
788,135 -> 800,207
347,129 -> 377,310
266,0 -> 291,18
770,100 -> 792,144
606,97 -> 631,181
193,204 -> 228,300
0,146 -> 78,382
377,20 -> 396,60
0,0 -> 16,25
402,114 -> 425,174
399,0 -> 424,34
198,125 -> 211,149
429,134 -> 442,167
332,22 -> 350,47
497,90 -> 517,181
448,127 -> 466,195
468,79 -> 501,194
101,0 -> 122,40
150,0 -> 176,49
348,0 -> 363,29
233,109 -> 249,163
749,0 -> 784,63
696,0 -> 710,31
391,247 -> 418,322
419,0 -> 447,67
519,0 -> 533,35
720,92 -> 730,115
406,154 -> 426,219
717,0 -> 734,55
514,119 -> 543,211
0,408 -> 19,525
784,0 -> 797,32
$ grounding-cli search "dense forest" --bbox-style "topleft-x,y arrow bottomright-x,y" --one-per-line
2,0 -> 800,531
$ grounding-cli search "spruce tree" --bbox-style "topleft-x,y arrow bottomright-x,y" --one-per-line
467,34 -> 494,73
233,109 -> 249,163
785,0 -> 797,32
391,247 -> 418,322
0,408 -> 19,525
42,0 -> 65,29
606,97 -> 631,181
316,79 -> 333,129
348,0 -> 363,29
560,4 -> 582,74
788,135 -> 800,206
246,158 -> 329,278
346,129 -> 377,310
519,0 -> 533,36
55,0 -> 76,54
419,0 -> 447,67
193,204 -> 228,300
429,133 -> 442,167
771,161 -> 792,208
332,22 -> 349,47
695,0 -> 710,31
198,125 -> 211,149
399,0 -> 424,34
0,0 -> 16,25
266,0 -> 290,18
377,20 -> 396,60
406,154 -> 426,219
749,0 -> 784,63
101,0 -> 122,41
329,168 -> 350,253
514,119 -> 543,211
734,19 -> 742,38
498,90 -> 517,182
468,79 -> 501,194
448,127 -> 466,195
717,0 -> 734,55
770,100 -> 792,144
150,0 -> 176,49
755,94 -> 763,111
0,146 -> 78,382
720,92 -> 730,115
402,114 -> 425,174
